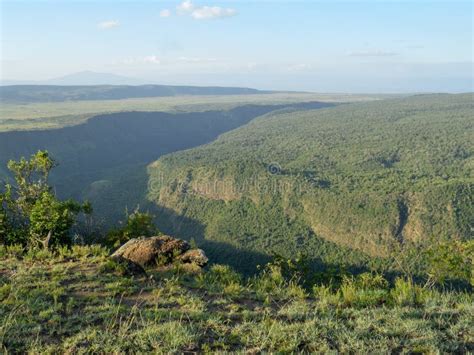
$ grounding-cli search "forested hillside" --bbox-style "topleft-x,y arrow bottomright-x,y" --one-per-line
148,94 -> 474,270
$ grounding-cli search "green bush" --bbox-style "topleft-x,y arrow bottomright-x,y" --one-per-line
336,273 -> 390,307
0,151 -> 91,249
424,240 -> 474,287
390,277 -> 428,307
106,209 -> 159,247
196,264 -> 243,295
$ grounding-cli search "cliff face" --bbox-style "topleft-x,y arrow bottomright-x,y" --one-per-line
147,94 -> 474,262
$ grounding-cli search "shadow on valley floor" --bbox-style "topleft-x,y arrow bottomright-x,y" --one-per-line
0,101 -> 335,230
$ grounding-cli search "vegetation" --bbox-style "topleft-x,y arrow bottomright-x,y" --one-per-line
0,151 -> 91,248
0,106 -> 472,351
0,102 -> 335,229
0,246 -> 472,353
106,209 -> 160,248
148,93 -> 474,273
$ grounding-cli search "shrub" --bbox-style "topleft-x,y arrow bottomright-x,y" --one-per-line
0,151 -> 91,249
313,284 -> 339,306
197,264 -> 243,295
106,209 -> 159,247
252,263 -> 307,301
266,252 -> 313,287
338,273 -> 389,307
390,277 -> 428,307
424,240 -> 474,288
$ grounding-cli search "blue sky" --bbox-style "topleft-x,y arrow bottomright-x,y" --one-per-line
1,0 -> 473,92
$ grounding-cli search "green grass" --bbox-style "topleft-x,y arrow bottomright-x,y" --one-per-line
0,245 -> 472,352
0,93 -> 385,132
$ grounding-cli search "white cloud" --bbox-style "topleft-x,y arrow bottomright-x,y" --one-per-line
160,9 -> 171,18
97,20 -> 120,30
177,0 -> 194,15
191,6 -> 237,20
348,49 -> 398,57
177,1 -> 237,20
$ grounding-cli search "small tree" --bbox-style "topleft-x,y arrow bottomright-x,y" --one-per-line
424,240 -> 474,288
106,208 -> 160,247
0,151 -> 91,249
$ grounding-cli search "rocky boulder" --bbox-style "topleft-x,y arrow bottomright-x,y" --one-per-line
110,255 -> 147,276
178,249 -> 209,267
111,235 -> 207,268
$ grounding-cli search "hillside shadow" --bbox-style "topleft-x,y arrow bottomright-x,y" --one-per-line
149,204 -> 371,277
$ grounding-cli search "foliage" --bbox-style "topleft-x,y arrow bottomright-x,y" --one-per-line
149,93 -> 474,275
106,209 -> 160,247
0,151 -> 91,248
390,277 -> 428,307
424,240 -> 474,287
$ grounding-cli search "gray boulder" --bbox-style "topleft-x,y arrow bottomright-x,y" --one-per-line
179,249 -> 209,267
110,255 -> 147,276
111,235 -> 190,267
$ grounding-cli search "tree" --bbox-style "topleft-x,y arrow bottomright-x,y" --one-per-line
424,240 -> 474,288
106,208 -> 159,247
0,151 -> 91,248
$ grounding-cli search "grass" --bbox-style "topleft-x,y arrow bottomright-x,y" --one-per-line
0,245 -> 472,353
0,93 -> 385,132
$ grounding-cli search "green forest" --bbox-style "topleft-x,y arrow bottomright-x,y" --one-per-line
148,93 -> 473,273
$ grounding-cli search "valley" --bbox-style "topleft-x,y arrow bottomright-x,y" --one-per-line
1,90 -> 471,275
0,99 -> 336,230
2,2 -> 473,352
148,93 -> 473,271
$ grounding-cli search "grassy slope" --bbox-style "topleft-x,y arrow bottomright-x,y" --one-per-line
148,94 -> 474,263
0,246 -> 472,353
0,93 -> 385,132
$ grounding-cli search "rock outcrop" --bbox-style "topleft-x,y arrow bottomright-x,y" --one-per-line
178,249 -> 209,266
110,255 -> 147,276
111,235 -> 208,268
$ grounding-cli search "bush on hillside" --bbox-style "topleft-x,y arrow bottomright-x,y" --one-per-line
0,151 -> 91,249
106,208 -> 160,248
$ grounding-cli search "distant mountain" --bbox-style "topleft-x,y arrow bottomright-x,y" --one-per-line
45,71 -> 150,86
0,83 -> 272,103
0,71 -> 149,86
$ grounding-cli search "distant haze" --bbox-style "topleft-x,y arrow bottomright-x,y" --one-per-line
1,0 -> 472,93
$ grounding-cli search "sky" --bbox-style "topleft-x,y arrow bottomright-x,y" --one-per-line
1,0 -> 473,92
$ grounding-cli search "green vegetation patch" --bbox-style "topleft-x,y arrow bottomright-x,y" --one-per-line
0,247 -> 472,353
